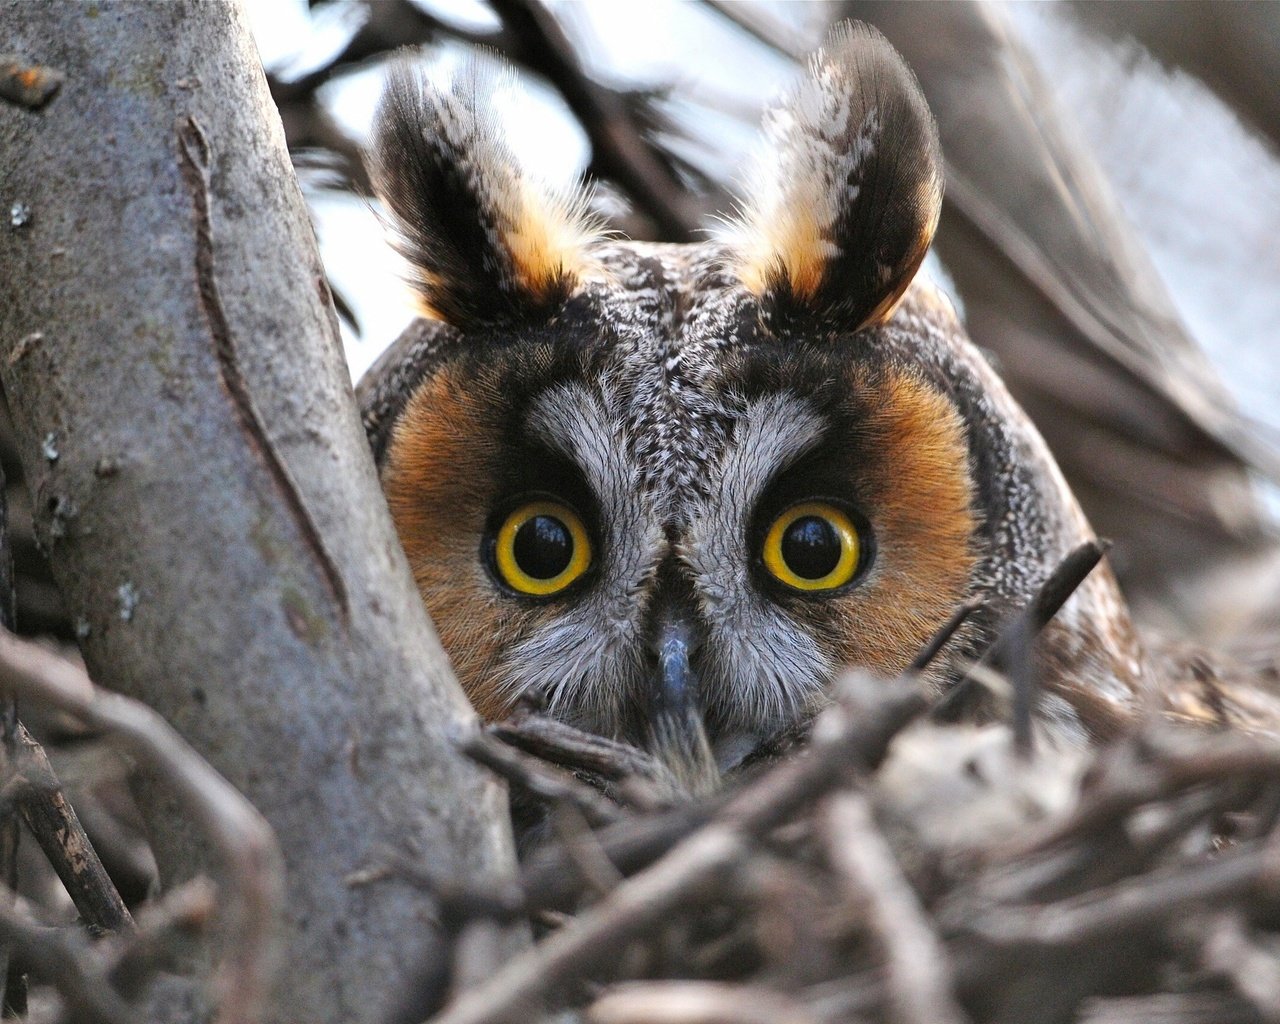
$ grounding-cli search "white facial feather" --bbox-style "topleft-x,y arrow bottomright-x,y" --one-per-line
502,383 -> 839,742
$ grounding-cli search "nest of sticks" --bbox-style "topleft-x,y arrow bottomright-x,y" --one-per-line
0,543 -> 1278,1024
405,545 -> 1280,1024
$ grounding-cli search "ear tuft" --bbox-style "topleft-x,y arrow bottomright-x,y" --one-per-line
725,21 -> 943,331
368,59 -> 602,328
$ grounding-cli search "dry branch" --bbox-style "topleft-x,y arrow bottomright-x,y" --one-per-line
107,877 -> 218,999
0,628 -> 279,1024
425,681 -> 1280,1024
0,3 -> 522,1021
489,0 -> 703,240
11,722 -> 133,935
459,729 -> 622,829
429,677 -> 927,1024
821,792 -> 966,1024
934,539 -> 1106,724
0,898 -> 133,1024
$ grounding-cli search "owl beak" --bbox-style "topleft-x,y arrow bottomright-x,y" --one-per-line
656,621 -> 696,714
647,619 -> 719,794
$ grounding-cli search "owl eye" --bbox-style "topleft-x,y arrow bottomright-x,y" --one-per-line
762,502 -> 863,592
492,500 -> 592,597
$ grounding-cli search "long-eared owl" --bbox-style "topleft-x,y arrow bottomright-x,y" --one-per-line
358,22 -> 1152,781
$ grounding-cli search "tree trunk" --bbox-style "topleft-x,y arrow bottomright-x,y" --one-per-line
0,2 -> 520,1022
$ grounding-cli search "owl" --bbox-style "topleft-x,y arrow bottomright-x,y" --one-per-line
357,22 -> 1154,783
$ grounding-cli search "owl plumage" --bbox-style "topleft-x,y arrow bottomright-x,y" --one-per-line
358,23 -> 1152,781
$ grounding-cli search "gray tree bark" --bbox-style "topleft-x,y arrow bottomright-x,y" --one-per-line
0,2 -> 520,1022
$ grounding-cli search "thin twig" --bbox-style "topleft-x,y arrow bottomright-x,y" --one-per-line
519,798 -> 723,915
517,675 -> 927,915
431,826 -> 746,1024
488,0 -> 702,240
1201,914 -> 1280,1024
961,839 -> 1280,951
1005,616 -> 1037,758
0,628 -> 283,1024
491,715 -> 668,785
992,541 -> 1110,667
822,792 -> 967,1024
547,803 -> 623,901
908,599 -> 981,673
933,540 -> 1107,722
698,1 -> 809,61
459,728 -> 622,827
1010,729 -> 1280,857
346,848 -> 528,928
267,0 -> 499,105
425,679 -> 928,1024
0,899 -> 133,1024
589,981 -> 820,1024
11,723 -> 133,934
107,876 -> 218,999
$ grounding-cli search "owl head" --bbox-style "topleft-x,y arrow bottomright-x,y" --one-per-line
359,22 -> 1147,783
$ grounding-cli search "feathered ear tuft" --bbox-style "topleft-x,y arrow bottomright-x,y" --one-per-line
725,21 -> 943,332
368,59 -> 602,328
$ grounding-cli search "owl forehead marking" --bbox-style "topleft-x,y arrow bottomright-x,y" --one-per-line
578,241 -> 769,504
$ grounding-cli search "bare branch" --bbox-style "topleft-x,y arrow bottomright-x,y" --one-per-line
589,981 -> 819,1024
1201,914 -> 1280,1024
698,2 -> 808,61
822,793 -> 965,1024
1009,729 -> 1280,859
0,5 -> 523,1021
492,714 -> 669,787
959,840 -> 1280,952
107,877 -> 218,999
488,0 -> 703,240
0,899 -> 133,1024
431,825 -> 746,1024
908,599 -> 981,673
0,628 -> 281,1024
427,678 -> 927,1024
11,722 -> 133,935
459,728 -> 622,828
267,0 -> 499,106
933,540 -> 1107,723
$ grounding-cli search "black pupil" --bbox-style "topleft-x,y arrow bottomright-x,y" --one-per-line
513,515 -> 573,580
781,516 -> 842,580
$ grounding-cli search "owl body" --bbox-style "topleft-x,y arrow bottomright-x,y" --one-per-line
359,23 -> 1149,779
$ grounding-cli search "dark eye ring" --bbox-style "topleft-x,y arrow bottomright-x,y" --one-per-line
492,500 -> 592,596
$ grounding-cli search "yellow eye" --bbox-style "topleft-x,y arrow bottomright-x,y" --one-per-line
493,500 -> 592,597
762,501 -> 862,592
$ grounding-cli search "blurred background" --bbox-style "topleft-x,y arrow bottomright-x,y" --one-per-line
1,0 -> 1278,944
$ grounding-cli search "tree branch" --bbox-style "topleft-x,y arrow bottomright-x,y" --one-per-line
489,0 -> 703,240
11,722 -> 133,935
0,3 -> 523,1021
0,628 -> 279,1024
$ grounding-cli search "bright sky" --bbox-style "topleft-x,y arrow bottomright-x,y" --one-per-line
246,0 -> 1280,498
248,0 -> 827,379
